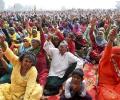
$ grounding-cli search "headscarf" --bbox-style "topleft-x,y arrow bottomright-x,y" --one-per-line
95,31 -> 107,47
32,29 -> 37,34
30,38 -> 41,55
32,38 -> 41,45
23,37 -> 31,44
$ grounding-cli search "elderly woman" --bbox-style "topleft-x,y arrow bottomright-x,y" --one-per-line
97,28 -> 120,100
0,35 -> 42,100
29,27 -> 49,88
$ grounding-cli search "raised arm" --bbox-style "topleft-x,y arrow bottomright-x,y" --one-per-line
38,22 -> 45,50
89,18 -> 97,47
100,28 -> 117,63
0,35 -> 18,66
43,33 -> 55,56
83,25 -> 91,42
55,29 -> 64,41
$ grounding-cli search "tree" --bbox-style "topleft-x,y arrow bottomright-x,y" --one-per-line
0,0 -> 5,11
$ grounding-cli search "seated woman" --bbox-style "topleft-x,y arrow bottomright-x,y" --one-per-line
10,37 -> 32,56
60,68 -> 92,100
86,18 -> 107,64
29,26 -> 49,89
0,35 -> 43,100
97,28 -> 120,100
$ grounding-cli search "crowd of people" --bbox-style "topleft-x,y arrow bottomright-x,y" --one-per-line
0,9 -> 119,100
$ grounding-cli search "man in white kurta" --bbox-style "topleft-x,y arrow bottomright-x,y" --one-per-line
43,40 -> 84,96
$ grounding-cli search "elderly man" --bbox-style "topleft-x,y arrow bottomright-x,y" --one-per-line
43,37 -> 84,96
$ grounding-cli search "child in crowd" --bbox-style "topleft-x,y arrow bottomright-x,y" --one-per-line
60,68 -> 92,100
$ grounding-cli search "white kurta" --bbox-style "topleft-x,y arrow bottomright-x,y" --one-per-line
43,40 -> 84,78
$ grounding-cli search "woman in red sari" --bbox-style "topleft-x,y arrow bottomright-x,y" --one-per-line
97,28 -> 120,100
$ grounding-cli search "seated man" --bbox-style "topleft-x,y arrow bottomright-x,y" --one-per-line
43,37 -> 84,96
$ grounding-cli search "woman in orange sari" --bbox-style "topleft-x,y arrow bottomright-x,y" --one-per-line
97,28 -> 120,100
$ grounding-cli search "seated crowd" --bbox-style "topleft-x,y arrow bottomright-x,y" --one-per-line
0,9 -> 120,100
